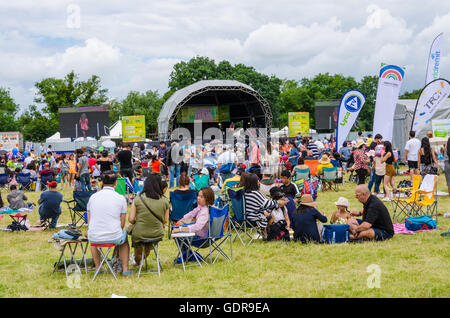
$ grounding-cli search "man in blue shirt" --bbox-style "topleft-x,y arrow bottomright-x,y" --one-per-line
339,141 -> 352,172
38,181 -> 63,228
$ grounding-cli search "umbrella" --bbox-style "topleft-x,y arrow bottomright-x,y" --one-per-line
202,157 -> 217,168
102,140 -> 116,148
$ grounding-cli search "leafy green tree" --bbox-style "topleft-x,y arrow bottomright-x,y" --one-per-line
0,88 -> 20,132
17,105 -> 58,142
399,89 -> 422,99
34,71 -> 108,117
357,75 -> 378,131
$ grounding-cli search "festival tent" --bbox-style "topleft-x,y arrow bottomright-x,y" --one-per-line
45,132 -> 71,143
392,99 -> 450,153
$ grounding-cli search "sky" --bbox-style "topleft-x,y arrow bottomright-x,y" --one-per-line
1,0 -> 450,113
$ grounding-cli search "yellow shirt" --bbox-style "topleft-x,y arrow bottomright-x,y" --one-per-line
317,163 -> 334,175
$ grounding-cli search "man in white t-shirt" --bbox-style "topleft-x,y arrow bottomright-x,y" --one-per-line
87,171 -> 131,275
404,130 -> 421,177
24,153 -> 33,166
217,144 -> 238,181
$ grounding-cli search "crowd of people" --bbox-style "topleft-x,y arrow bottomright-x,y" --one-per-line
0,131 -> 449,276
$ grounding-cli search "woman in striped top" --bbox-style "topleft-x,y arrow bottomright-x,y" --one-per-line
244,173 -> 285,238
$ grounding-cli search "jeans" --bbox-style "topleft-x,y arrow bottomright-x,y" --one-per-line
373,175 -> 384,193
368,170 -> 376,191
169,164 -> 181,188
39,206 -> 61,228
80,173 -> 92,191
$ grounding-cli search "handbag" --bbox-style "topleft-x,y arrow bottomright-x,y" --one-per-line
138,193 -> 165,227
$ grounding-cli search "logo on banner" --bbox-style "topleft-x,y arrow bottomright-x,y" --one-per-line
344,95 -> 362,112
379,64 -> 405,81
432,51 -> 441,79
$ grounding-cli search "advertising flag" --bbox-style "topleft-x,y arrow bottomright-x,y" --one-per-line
288,112 -> 310,137
372,64 -> 405,142
335,90 -> 366,152
425,33 -> 443,85
122,115 -> 146,143
411,79 -> 450,135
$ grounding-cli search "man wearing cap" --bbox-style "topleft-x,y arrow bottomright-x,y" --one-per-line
369,134 -> 383,151
38,181 -> 63,228
349,184 -> 394,241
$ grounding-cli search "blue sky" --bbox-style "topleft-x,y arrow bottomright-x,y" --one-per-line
1,0 -> 450,113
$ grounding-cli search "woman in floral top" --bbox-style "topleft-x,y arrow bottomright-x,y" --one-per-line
353,140 -> 368,185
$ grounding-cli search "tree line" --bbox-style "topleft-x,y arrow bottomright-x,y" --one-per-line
0,56 -> 423,142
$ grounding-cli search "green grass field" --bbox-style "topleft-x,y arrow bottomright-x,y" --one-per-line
0,172 -> 449,298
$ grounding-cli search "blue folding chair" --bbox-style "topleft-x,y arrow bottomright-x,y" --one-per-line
192,204 -> 232,264
169,190 -> 198,239
321,167 -> 338,192
193,174 -> 209,191
0,173 -> 9,192
293,167 -> 310,181
226,187 -> 263,245
17,172 -> 32,191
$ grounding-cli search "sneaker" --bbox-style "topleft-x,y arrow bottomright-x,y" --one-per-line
121,270 -> 134,277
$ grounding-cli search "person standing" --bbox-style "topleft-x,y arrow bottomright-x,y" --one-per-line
287,141 -> 300,172
166,142 -> 182,188
217,144 -> 238,182
381,141 -> 396,201
76,149 -> 91,192
444,137 -> 450,196
418,137 -> 438,176
117,144 -> 134,183
59,154 -> 70,191
404,131 -> 421,178
158,141 -> 168,178
353,140 -> 369,185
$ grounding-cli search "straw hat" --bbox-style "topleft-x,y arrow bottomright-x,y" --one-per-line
319,154 -> 331,165
334,197 -> 349,207
355,139 -> 365,149
300,194 -> 318,207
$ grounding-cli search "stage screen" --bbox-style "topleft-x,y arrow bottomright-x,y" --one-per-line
59,105 -> 110,138
314,100 -> 339,130
176,105 -> 230,123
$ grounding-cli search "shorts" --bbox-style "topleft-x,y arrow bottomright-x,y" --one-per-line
60,169 -> 69,177
120,168 -> 134,180
407,161 -> 418,170
90,229 -> 128,245
356,219 -> 393,241
385,164 -> 395,177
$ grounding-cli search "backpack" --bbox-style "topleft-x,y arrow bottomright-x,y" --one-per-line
302,179 -> 318,200
321,224 -> 350,244
7,220 -> 28,232
405,216 -> 437,231
267,220 -> 290,241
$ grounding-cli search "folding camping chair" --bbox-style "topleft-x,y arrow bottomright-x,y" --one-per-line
191,204 -> 232,264
227,187 -> 263,245
63,191 -> 96,228
40,172 -> 54,191
193,174 -> 209,191
293,167 -> 310,181
168,190 -> 198,239
0,173 -> 9,192
392,174 -> 438,222
320,167 -> 338,192
304,160 -> 319,177
136,238 -> 162,278
17,172 -> 32,191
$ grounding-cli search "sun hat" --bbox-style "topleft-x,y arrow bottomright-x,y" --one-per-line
334,197 -> 349,207
319,154 -> 331,165
355,139 -> 365,149
300,194 -> 318,207
200,168 -> 209,175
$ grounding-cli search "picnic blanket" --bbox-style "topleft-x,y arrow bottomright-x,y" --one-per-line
393,222 -> 439,235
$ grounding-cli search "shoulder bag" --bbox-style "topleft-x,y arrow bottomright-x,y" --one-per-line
138,193 -> 165,228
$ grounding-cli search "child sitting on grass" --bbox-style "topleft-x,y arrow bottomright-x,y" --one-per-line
331,197 -> 358,227
267,188 -> 291,241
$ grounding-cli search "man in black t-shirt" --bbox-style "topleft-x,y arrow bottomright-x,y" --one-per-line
349,184 -> 394,241
369,134 -> 383,150
117,144 -> 133,182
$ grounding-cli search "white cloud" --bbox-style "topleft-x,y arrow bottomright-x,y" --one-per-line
1,0 -> 450,113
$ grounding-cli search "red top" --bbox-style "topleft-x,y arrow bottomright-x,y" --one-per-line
88,158 -> 97,173
151,160 -> 161,173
